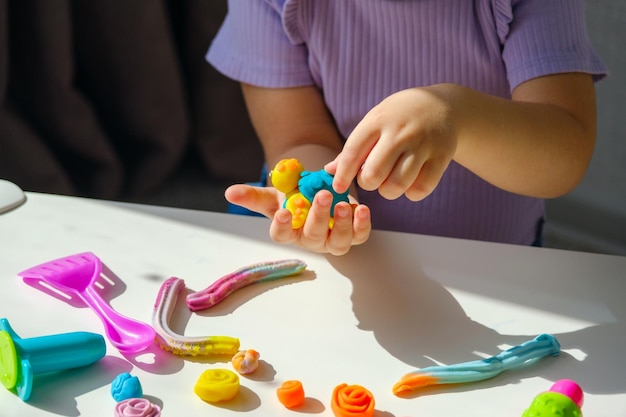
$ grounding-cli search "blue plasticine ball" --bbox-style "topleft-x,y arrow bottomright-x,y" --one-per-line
111,372 -> 143,402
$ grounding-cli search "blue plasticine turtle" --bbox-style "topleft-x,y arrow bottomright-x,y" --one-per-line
270,158 -> 350,229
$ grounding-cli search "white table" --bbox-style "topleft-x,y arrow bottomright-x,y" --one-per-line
1,192 -> 625,416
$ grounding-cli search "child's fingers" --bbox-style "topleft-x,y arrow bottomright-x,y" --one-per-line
404,159 -> 448,202
224,184 -> 281,218
300,191 -> 334,245
332,125 -> 379,194
269,209 -> 298,244
326,203 -> 354,256
351,205 -> 371,246
375,152 -> 423,200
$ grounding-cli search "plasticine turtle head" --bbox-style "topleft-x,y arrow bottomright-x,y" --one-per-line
270,158 -> 304,194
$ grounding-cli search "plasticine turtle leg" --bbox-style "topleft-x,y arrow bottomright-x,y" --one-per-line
284,192 -> 311,229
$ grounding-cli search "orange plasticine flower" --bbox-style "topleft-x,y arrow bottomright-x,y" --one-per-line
331,383 -> 375,417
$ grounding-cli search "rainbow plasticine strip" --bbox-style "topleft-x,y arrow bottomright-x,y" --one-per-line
152,277 -> 241,356
185,259 -> 307,311
152,260 -> 307,356
392,334 -> 561,395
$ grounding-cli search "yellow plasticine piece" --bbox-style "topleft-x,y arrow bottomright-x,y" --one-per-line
194,369 -> 240,403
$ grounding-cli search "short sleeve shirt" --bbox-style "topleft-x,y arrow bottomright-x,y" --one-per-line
208,0 -> 607,245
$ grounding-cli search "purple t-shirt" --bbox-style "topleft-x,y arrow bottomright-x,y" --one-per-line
207,0 -> 607,245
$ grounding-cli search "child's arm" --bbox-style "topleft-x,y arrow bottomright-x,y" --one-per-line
241,83 -> 343,172
329,72 -> 597,201
224,84 -> 371,255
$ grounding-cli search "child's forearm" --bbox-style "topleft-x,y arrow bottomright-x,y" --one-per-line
241,83 -> 344,176
436,73 -> 597,198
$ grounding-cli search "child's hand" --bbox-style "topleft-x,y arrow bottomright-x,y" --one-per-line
225,185 -> 371,255
328,87 -> 458,202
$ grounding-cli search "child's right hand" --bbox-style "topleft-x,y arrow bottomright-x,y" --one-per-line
327,86 -> 458,202
225,184 -> 371,255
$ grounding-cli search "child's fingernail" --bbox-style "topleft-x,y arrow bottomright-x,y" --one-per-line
317,192 -> 332,206
335,205 -> 349,218
276,211 -> 291,224
356,207 -> 369,220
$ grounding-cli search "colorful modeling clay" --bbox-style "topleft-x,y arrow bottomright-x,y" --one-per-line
114,398 -> 161,417
152,277 -> 240,356
186,259 -> 307,311
270,158 -> 350,229
18,252 -> 155,353
0,317 -> 106,401
331,383 -> 376,417
231,349 -> 260,374
194,368 -> 240,402
522,379 -> 583,417
392,334 -> 561,395
111,372 -> 143,402
277,380 -> 305,409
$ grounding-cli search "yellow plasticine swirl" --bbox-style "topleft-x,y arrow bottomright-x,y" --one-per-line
194,369 -> 240,403
331,383 -> 375,417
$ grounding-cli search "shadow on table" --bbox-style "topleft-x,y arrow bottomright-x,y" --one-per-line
112,200 -> 626,396
22,355 -> 131,416
327,234 -> 626,397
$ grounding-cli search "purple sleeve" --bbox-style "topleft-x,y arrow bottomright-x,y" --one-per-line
206,0 -> 314,88
495,0 -> 607,90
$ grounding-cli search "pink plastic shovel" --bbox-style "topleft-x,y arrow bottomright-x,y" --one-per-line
18,252 -> 155,353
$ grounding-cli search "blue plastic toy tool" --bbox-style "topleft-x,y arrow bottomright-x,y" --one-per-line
0,317 -> 106,401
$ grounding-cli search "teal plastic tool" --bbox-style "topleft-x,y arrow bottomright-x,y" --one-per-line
0,317 -> 106,401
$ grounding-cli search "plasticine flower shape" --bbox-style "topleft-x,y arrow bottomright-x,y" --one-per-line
331,383 -> 375,417
114,398 -> 161,417
194,369 -> 240,402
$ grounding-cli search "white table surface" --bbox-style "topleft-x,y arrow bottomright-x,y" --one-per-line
1,192 -> 625,416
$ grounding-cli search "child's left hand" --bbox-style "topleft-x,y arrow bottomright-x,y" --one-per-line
269,189 -> 371,256
225,184 -> 371,256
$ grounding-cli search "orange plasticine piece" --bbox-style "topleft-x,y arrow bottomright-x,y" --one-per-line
330,383 -> 375,417
276,380 -> 305,408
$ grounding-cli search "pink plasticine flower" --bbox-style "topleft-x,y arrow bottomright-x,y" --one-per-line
114,398 -> 161,417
